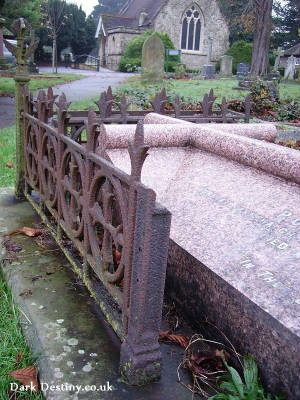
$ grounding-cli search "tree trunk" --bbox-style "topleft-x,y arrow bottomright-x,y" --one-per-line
251,0 -> 273,76
52,36 -> 56,74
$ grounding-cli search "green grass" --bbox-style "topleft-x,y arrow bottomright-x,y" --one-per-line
0,126 -> 16,187
0,270 -> 44,399
70,76 -> 300,111
0,73 -> 85,95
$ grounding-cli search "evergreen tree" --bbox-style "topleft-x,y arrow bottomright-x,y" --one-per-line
1,0 -> 41,31
273,0 -> 300,48
92,0 -> 127,20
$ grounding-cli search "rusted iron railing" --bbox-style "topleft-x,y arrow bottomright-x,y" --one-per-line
67,86 -> 252,127
23,85 -> 172,384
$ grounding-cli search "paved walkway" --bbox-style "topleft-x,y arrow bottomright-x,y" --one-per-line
0,67 -> 133,128
39,66 -> 133,102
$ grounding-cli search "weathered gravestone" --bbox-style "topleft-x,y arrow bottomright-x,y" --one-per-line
102,120 -> 300,399
142,33 -> 165,81
284,55 -> 296,80
237,62 -> 250,80
202,64 -> 215,79
220,54 -> 232,76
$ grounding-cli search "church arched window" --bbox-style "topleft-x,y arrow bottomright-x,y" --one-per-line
181,5 -> 201,51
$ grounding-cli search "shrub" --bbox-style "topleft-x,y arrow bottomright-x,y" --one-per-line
119,30 -> 177,72
225,40 -> 252,74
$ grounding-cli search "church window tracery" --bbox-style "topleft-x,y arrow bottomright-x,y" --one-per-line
181,5 -> 201,51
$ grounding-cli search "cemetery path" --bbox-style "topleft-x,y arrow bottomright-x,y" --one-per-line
0,67 -> 134,128
39,66 -> 134,102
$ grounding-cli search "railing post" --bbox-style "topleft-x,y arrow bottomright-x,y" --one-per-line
120,193 -> 171,385
4,18 -> 39,199
120,122 -> 172,384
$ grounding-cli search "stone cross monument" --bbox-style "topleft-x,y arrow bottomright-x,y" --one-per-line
273,47 -> 284,72
206,32 -> 214,65
202,32 -> 215,79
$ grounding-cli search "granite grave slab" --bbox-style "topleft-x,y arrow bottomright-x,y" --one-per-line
143,113 -> 277,142
100,120 -> 300,398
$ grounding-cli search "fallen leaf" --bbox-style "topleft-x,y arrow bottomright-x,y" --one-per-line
7,365 -> 39,393
0,141 -> 4,146
190,349 -> 230,365
46,267 -> 56,275
31,275 -> 42,282
19,290 -> 33,297
14,351 -> 22,367
159,330 -> 190,348
8,227 -> 46,238
6,161 -> 13,168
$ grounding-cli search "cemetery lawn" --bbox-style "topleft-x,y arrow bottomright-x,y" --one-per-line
0,126 -> 16,187
0,73 -> 85,95
70,76 -> 300,110
0,270 -> 44,399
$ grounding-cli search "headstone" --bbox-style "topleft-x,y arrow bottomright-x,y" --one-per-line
202,64 -> 215,79
104,120 -> 300,399
220,55 -> 233,76
284,55 -> 296,80
141,34 -> 165,81
236,62 -> 250,80
201,32 -> 215,79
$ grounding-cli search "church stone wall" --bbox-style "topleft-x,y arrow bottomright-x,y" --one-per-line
105,31 -> 140,70
153,0 -> 229,70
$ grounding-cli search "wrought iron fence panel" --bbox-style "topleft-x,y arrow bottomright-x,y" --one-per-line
23,86 -> 172,384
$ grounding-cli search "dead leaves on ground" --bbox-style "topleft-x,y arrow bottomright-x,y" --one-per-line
14,351 -> 22,368
160,329 -> 231,396
2,237 -> 22,263
19,290 -> 33,297
7,365 -> 39,393
8,227 -> 46,238
2,237 -> 22,253
2,227 -> 46,263
185,348 -> 230,382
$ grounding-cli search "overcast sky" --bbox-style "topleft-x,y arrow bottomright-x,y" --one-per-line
66,0 -> 98,16
66,0 -> 288,18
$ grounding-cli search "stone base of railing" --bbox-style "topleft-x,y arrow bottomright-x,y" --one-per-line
120,341 -> 162,385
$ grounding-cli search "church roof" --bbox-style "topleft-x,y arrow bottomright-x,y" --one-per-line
284,43 -> 300,56
120,0 -> 168,25
96,0 -> 168,35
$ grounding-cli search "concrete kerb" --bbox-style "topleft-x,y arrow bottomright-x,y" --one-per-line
0,188 -> 192,400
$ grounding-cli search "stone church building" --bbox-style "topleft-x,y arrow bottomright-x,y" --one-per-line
95,0 -> 230,71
